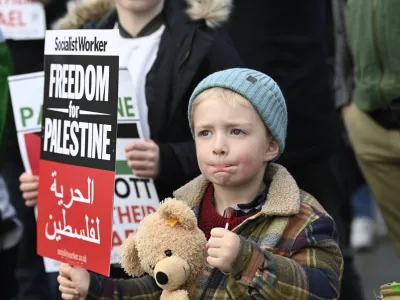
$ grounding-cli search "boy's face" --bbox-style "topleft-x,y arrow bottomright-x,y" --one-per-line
115,0 -> 163,14
192,92 -> 279,187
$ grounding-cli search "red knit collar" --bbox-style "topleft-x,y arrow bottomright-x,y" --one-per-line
198,184 -> 260,239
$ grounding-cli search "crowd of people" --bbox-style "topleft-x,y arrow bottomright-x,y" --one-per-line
0,0 -> 399,299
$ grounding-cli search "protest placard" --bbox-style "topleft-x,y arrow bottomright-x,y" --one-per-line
0,0 -> 46,40
8,71 -> 43,175
34,29 -> 120,276
9,68 -> 160,273
110,68 -> 159,262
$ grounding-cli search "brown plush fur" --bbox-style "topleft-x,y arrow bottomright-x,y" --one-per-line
53,0 -> 233,30
119,198 -> 207,300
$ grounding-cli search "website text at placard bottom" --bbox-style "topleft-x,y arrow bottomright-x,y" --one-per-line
57,248 -> 87,263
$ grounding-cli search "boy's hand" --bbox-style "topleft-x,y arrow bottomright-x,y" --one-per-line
58,263 -> 90,300
19,172 -> 39,207
206,228 -> 240,274
125,139 -> 160,179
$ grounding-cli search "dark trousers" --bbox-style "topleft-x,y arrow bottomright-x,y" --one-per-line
285,156 -> 365,300
2,155 -> 61,300
0,245 -> 18,300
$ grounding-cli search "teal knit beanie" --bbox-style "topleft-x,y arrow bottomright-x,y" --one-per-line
188,68 -> 288,159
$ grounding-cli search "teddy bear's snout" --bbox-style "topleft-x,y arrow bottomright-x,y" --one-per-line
154,256 -> 190,290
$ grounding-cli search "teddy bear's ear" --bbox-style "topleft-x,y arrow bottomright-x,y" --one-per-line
158,198 -> 197,230
119,235 -> 145,277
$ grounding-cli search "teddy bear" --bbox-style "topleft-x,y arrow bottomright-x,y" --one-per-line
119,198 -> 207,300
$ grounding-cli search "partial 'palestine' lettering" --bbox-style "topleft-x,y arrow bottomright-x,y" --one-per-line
43,118 -> 112,161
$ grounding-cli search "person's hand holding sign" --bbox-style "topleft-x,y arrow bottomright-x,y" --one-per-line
125,139 -> 160,178
58,263 -> 90,300
19,172 -> 39,207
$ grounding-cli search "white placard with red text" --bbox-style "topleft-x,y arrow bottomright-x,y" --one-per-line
0,1 -> 46,40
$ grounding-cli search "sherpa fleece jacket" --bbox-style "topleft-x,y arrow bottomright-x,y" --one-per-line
87,164 -> 343,299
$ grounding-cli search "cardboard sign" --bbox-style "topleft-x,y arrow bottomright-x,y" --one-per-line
8,71 -> 43,175
0,1 -> 46,40
9,69 -> 160,273
35,29 -> 119,276
109,68 -> 159,263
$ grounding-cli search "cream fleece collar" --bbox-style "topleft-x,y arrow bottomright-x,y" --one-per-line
173,163 -> 301,217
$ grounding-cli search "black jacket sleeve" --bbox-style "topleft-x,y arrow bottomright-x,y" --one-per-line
156,30 -> 244,194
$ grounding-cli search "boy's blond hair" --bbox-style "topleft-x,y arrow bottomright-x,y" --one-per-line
190,87 -> 271,136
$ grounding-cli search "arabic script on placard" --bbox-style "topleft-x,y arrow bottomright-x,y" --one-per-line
45,171 -> 100,244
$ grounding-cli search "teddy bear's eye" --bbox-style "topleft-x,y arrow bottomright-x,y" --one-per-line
165,249 -> 172,257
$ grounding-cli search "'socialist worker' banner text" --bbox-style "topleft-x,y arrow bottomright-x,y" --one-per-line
36,29 -> 119,276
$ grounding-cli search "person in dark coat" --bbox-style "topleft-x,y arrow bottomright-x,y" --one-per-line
223,1 -> 365,299
18,0 -> 243,279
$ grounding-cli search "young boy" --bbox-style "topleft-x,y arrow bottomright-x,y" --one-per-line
59,68 -> 343,299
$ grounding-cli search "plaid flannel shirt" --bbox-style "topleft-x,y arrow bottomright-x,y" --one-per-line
87,164 -> 343,299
